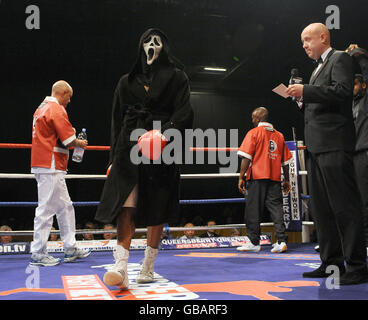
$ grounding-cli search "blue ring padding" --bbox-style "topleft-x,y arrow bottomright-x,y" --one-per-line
0,195 -> 310,207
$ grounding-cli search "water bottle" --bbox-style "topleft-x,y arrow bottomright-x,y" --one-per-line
72,128 -> 87,163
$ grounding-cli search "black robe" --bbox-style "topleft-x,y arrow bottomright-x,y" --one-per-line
95,29 -> 193,227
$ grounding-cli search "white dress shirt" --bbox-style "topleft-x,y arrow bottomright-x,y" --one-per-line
297,47 -> 333,108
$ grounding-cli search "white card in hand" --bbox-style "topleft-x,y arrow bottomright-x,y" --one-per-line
272,84 -> 290,98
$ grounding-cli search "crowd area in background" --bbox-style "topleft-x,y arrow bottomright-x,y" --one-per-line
0,203 -> 248,244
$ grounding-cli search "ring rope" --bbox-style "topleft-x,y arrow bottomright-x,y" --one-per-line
0,172 -> 308,180
0,222 -> 314,237
1,143 -> 310,237
0,194 -> 309,208
0,143 -> 307,151
0,143 -> 109,151
190,146 -> 307,151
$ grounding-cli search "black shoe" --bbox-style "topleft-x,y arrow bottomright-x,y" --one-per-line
340,271 -> 368,285
302,264 -> 345,278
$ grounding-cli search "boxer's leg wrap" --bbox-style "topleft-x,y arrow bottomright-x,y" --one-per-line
137,246 -> 158,283
103,245 -> 129,289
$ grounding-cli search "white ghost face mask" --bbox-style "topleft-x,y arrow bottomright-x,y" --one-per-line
143,34 -> 163,65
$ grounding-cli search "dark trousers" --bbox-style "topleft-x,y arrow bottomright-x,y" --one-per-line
353,150 -> 368,247
307,151 -> 367,273
244,179 -> 287,246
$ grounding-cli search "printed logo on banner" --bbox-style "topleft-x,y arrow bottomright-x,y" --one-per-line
34,240 -> 115,253
0,242 -> 30,255
283,141 -> 302,231
160,236 -> 271,250
37,236 -> 271,254
39,239 -> 148,253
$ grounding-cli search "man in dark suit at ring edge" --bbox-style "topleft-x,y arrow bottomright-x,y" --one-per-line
95,28 -> 193,290
286,23 -> 368,285
347,44 -> 368,257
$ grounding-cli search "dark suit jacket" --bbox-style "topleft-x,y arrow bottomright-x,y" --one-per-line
302,49 -> 356,154
353,54 -> 368,151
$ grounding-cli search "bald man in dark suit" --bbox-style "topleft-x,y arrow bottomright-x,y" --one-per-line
287,23 -> 368,285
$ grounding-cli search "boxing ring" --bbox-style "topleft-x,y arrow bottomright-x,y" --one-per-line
1,143 -> 368,301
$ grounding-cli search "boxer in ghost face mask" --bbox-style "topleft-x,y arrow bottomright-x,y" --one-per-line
95,28 -> 193,289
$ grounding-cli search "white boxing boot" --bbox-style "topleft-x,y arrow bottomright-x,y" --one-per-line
103,245 -> 129,289
136,246 -> 158,284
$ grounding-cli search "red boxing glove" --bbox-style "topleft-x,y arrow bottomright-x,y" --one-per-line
138,130 -> 168,160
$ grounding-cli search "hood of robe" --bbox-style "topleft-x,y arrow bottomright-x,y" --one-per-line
128,28 -> 184,82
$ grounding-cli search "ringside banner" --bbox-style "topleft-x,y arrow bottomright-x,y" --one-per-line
28,236 -> 271,253
0,242 -> 30,254
283,141 -> 303,232
160,236 -> 271,250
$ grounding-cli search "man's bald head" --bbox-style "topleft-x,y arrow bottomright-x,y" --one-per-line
301,23 -> 331,60
252,107 -> 268,127
303,23 -> 330,44
52,80 -> 73,95
51,80 -> 73,107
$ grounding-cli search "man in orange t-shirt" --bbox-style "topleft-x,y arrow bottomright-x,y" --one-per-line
30,80 -> 90,267
237,107 -> 292,253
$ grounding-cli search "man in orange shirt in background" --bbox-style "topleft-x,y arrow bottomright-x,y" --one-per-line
30,80 -> 91,266
237,107 -> 292,253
